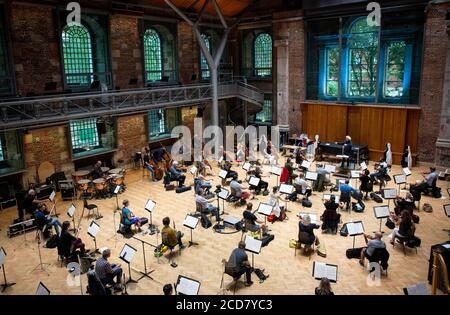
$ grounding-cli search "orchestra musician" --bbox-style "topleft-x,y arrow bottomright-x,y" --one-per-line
93,161 -> 104,179
59,221 -> 89,257
338,135 -> 352,168
251,166 -> 269,195
121,200 -> 142,232
23,189 -> 45,217
142,147 -> 157,182
168,161 -> 186,187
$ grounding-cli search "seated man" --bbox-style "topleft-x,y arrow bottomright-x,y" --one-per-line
230,175 -> 251,200
222,161 -> 238,180
251,167 -> 269,194
168,161 -> 186,187
359,232 -> 386,266
93,161 -> 104,179
34,204 -> 62,236
419,167 -> 438,192
121,200 -> 142,232
320,196 -> 341,233
23,189 -> 45,217
370,158 -> 388,183
284,158 -> 295,184
298,214 -> 320,246
194,175 -> 212,195
359,169 -> 373,199
161,217 -> 185,249
394,193 -> 415,215
195,189 -> 220,221
95,248 -> 123,291
339,179 -> 355,210
314,164 -> 331,192
242,203 -> 266,234
294,173 -> 312,200
225,241 -> 253,286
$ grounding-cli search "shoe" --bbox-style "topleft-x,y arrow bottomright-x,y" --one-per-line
244,281 -> 253,287
113,284 -> 123,292
179,244 -> 186,249
359,260 -> 364,266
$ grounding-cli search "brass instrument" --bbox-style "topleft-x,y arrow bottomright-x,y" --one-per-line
431,249 -> 450,295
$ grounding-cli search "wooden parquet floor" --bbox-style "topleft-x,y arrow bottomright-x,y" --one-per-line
0,159 -> 449,295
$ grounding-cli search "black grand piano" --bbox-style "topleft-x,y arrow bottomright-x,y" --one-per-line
318,142 -> 369,165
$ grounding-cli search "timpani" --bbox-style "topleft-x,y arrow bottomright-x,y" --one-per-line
109,168 -> 123,175
72,170 -> 90,185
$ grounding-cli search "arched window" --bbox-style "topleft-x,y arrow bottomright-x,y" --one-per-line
347,18 -> 379,97
144,28 -> 163,82
0,136 -> 4,161
61,24 -> 94,86
254,33 -> 272,77
200,33 -> 212,80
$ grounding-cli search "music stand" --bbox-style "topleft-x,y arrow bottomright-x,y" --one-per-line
217,188 -> 230,216
176,275 -> 201,295
248,176 -> 260,200
382,188 -> 397,207
298,212 -> 318,225
324,164 -> 336,174
257,202 -> 274,225
301,160 -> 311,170
393,174 -> 407,194
145,199 -> 157,234
403,282 -> 429,295
183,215 -> 200,247
35,281 -> 50,295
190,165 -> 198,178
0,247 -> 15,292
346,221 -> 365,248
305,171 -> 318,185
67,203 -> 77,232
31,228 -> 50,275
49,190 -> 58,217
360,162 -> 368,171
350,170 -> 360,187
244,235 -> 262,268
312,261 -> 338,283
373,205 -> 390,232
87,221 -> 101,255
271,165 -> 282,186
131,236 -> 156,282
219,170 -> 228,180
279,184 -> 294,211
323,194 -> 340,203
119,244 -> 138,284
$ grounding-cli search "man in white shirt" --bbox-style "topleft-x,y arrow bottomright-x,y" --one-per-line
230,175 -> 251,200
294,173 -> 312,199
370,158 -> 388,182
195,189 -> 220,221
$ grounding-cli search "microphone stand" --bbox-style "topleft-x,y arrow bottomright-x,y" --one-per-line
1,264 -> 16,292
31,229 -> 50,275
131,236 -> 156,282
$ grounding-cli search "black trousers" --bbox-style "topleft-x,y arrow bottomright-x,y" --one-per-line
233,266 -> 252,283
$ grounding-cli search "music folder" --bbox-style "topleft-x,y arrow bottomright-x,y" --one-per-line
393,174 -> 407,185
145,199 -> 156,213
49,190 -> 56,202
242,162 -> 251,172
301,160 -> 311,169
305,171 -> 318,181
402,167 -> 412,177
346,221 -> 365,236
87,221 -> 100,239
219,169 -> 228,179
279,183 -> 294,195
189,165 -> 197,175
360,162 -> 368,170
176,275 -> 201,295
382,188 -> 397,199
271,166 -> 282,176
373,205 -> 390,219
248,176 -> 260,186
298,212 -> 318,224
323,194 -> 340,202
403,282 -> 428,295
312,261 -> 338,283
350,170 -> 360,179
444,204 -> 450,217
183,215 -> 199,230
218,188 -> 230,200
113,185 -> 121,194
67,204 -> 76,218
119,244 -> 137,264
244,235 -> 262,254
36,282 -> 50,295
257,202 -> 274,216
324,164 -> 336,173
0,247 -> 6,266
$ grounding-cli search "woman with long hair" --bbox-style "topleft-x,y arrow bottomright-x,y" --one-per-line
315,277 -> 334,295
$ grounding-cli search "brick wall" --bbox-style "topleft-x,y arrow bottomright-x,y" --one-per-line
10,3 -> 61,96
115,114 -> 147,165
181,106 -> 198,135
418,2 -> 450,163
178,21 -> 199,85
110,15 -> 143,90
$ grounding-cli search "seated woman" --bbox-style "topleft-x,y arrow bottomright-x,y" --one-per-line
320,196 -> 341,233
359,169 -> 373,199
242,203 -> 266,234
370,158 -> 388,183
251,167 -> 269,194
268,186 -> 282,218
59,221 -> 88,257
315,277 -> 334,295
389,210 -> 414,244
393,193 -> 415,216
230,175 -> 251,200
298,214 -> 320,246
121,200 -> 142,232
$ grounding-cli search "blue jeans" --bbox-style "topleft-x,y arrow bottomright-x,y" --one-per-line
206,204 -> 220,221
48,218 -> 62,236
101,264 -> 123,286
146,165 -> 155,179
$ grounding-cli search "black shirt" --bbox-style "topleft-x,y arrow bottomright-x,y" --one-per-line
324,200 -> 339,211
243,210 -> 257,225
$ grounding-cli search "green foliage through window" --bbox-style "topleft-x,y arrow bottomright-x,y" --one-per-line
144,28 -> 163,82
384,41 -> 406,97
70,118 -> 100,150
200,33 -> 212,80
149,109 -> 168,138
62,25 -> 94,85
254,33 -> 272,77
326,47 -> 339,96
255,98 -> 272,123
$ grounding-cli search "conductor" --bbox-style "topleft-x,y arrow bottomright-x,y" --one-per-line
338,135 -> 352,168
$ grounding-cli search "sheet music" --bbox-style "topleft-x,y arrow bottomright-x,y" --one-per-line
189,166 -> 197,175
67,204 -> 76,218
242,162 -> 251,171
394,174 -> 406,185
183,215 -> 199,229
248,176 -> 260,186
323,194 -> 339,202
257,203 -> 274,216
49,191 -> 56,202
324,165 -> 336,173
219,156 -> 224,163
219,169 -> 228,179
0,247 -> 6,265
145,199 -> 156,212
36,282 -> 50,295
405,282 -> 428,295
244,235 -> 262,254
402,168 -> 412,176
119,244 -> 137,264
113,185 -> 121,194
218,188 -> 230,200
298,213 -> 318,224
313,262 -> 338,282
305,171 -> 318,181
87,221 -> 100,238
177,276 -> 200,295
271,166 -> 282,176
301,160 -> 311,169
351,170 -> 360,179
360,162 -> 367,170
279,184 -> 294,194
346,221 -> 364,236
444,204 -> 450,217
383,188 -> 397,199
373,206 -> 390,219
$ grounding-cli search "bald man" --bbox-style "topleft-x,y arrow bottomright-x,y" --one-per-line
359,232 -> 386,266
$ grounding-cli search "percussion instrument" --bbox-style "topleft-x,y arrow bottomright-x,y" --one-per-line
77,179 -> 91,191
113,174 -> 124,186
109,168 -> 123,175
93,178 -> 106,191
72,170 -> 90,184
101,167 -> 110,173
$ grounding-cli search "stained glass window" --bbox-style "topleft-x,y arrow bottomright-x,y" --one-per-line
254,97 -> 272,123
62,25 -> 94,85
200,33 -> 212,80
384,41 -> 406,98
70,118 -> 99,150
148,109 -> 167,138
254,33 -> 272,77
347,18 -> 379,97
144,28 -> 163,82
0,137 -> 4,161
